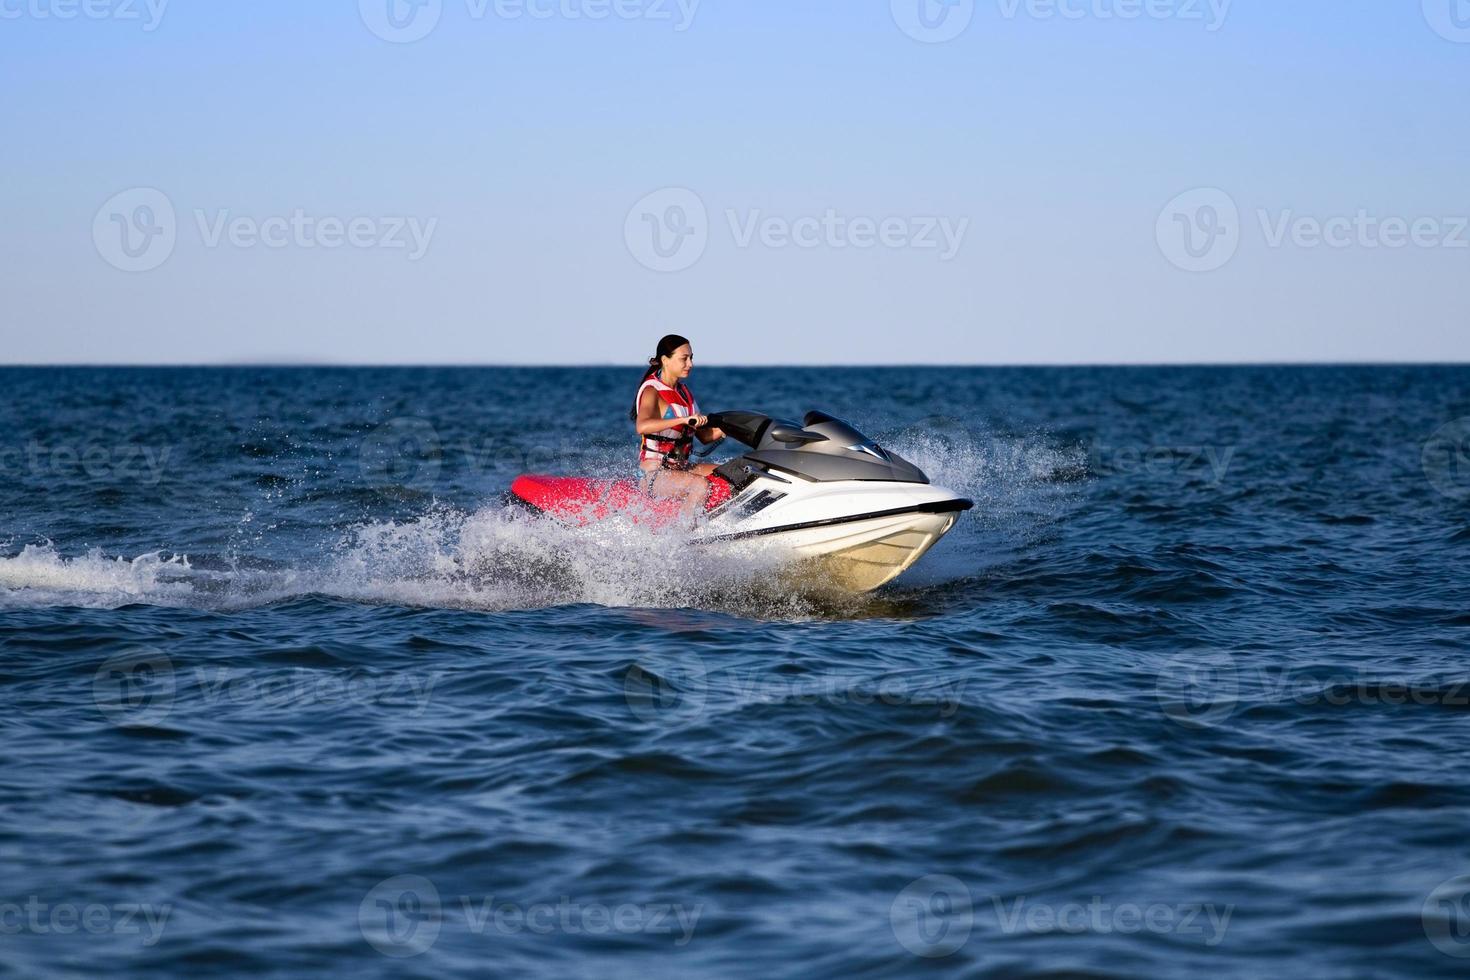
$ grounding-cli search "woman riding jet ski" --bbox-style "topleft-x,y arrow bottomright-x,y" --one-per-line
631,334 -> 725,523
508,335 -> 973,592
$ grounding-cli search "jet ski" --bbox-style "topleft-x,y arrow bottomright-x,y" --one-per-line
509,410 -> 973,592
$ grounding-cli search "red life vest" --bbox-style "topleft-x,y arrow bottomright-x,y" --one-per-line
635,376 -> 700,465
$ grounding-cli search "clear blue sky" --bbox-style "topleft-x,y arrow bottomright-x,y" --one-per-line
3,1 -> 1467,364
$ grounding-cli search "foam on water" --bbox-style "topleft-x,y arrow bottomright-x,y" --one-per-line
318,503 -> 809,615
0,544 -> 198,609
0,507 -> 821,617
0,417 -> 1080,617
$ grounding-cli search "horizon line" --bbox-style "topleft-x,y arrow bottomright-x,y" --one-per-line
1,360 -> 1468,369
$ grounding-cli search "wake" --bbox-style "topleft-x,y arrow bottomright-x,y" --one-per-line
0,421 -> 1082,618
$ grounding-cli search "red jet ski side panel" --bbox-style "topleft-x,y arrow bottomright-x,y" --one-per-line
510,474 -> 732,529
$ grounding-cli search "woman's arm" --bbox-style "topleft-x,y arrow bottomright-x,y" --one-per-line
634,387 -> 705,436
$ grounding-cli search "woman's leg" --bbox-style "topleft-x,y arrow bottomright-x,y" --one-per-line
645,468 -> 711,523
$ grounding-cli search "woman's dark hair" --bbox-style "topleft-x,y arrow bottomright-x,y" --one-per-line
630,334 -> 691,419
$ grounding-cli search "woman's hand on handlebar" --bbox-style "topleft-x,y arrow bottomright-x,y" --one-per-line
684,414 -> 708,429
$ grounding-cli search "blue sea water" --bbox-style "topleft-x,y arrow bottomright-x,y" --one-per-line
2,365 -> 1469,978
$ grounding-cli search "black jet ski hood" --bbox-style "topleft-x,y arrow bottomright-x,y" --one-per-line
706,410 -> 930,485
